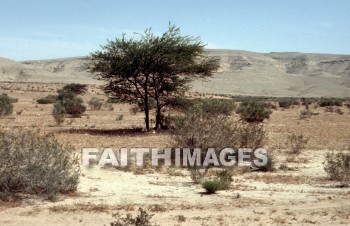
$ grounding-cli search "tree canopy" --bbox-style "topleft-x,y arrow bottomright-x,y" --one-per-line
90,24 -> 219,130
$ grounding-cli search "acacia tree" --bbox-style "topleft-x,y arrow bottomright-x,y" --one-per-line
90,25 -> 219,131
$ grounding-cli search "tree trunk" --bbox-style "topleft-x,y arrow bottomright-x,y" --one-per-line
144,87 -> 150,131
155,101 -> 161,130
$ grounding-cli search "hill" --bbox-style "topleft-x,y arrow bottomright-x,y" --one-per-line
1,50 -> 350,97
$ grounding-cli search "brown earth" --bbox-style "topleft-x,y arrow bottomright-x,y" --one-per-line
0,83 -> 349,225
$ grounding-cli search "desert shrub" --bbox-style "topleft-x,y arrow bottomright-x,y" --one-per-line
299,109 -> 316,119
202,179 -> 226,194
0,94 -> 13,116
37,95 -> 57,104
58,83 -> 87,95
88,97 -> 103,110
324,151 -> 350,186
0,130 -> 79,200
288,133 -> 308,154
165,97 -> 193,111
318,98 -> 343,107
116,114 -> 124,121
171,107 -> 267,177
236,101 -> 272,123
252,152 -> 275,172
54,91 -> 86,117
189,166 -> 208,184
216,169 -> 233,189
198,98 -> 236,115
278,98 -> 299,109
129,105 -> 140,115
325,106 -> 334,112
107,97 -> 123,103
53,101 -> 65,125
335,108 -> 344,115
110,207 -> 158,226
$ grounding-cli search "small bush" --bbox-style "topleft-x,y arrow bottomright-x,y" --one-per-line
236,101 -> 272,123
202,179 -> 226,194
299,109 -> 316,119
325,106 -> 334,112
252,152 -> 275,172
324,151 -> 350,186
318,98 -> 343,107
288,133 -> 308,154
58,83 -> 87,95
116,114 -> 124,121
278,99 -> 299,109
107,97 -> 123,103
0,130 -> 79,200
54,92 -> 86,117
335,108 -> 344,115
0,94 -> 13,116
189,166 -> 208,184
129,105 -> 140,115
88,97 -> 103,110
37,95 -> 57,104
53,101 -> 65,125
110,207 -> 158,226
216,169 -> 233,189
198,98 -> 236,116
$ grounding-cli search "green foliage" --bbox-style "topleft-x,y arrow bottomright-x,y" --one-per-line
324,151 -> 350,186
278,98 -> 299,109
0,94 -> 13,116
216,169 -> 233,189
90,24 -> 219,130
0,130 -> 79,200
288,133 -> 308,154
88,97 -> 104,110
37,95 -> 57,104
318,98 -> 343,107
202,179 -> 226,194
196,98 -> 236,115
54,92 -> 86,117
107,98 -> 123,103
59,83 -> 87,95
110,207 -> 158,226
236,101 -> 272,123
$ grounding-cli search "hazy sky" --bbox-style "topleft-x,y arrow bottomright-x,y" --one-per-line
1,0 -> 350,60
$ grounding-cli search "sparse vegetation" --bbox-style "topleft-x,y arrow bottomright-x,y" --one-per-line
0,94 -> 13,116
110,207 -> 158,226
324,151 -> 350,186
0,130 -> 79,200
37,95 -> 57,104
53,91 -> 86,118
318,98 -> 343,107
252,152 -> 275,172
288,133 -> 308,155
202,179 -> 226,194
88,97 -> 104,110
299,109 -> 317,119
58,83 -> 87,95
236,101 -> 272,123
278,98 -> 299,109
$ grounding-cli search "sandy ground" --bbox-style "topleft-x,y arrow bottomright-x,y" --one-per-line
0,83 -> 350,225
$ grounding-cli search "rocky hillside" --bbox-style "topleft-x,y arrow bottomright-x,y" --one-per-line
1,50 -> 350,97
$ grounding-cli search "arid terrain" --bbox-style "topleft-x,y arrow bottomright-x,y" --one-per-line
1,49 -> 350,97
0,82 -> 349,226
